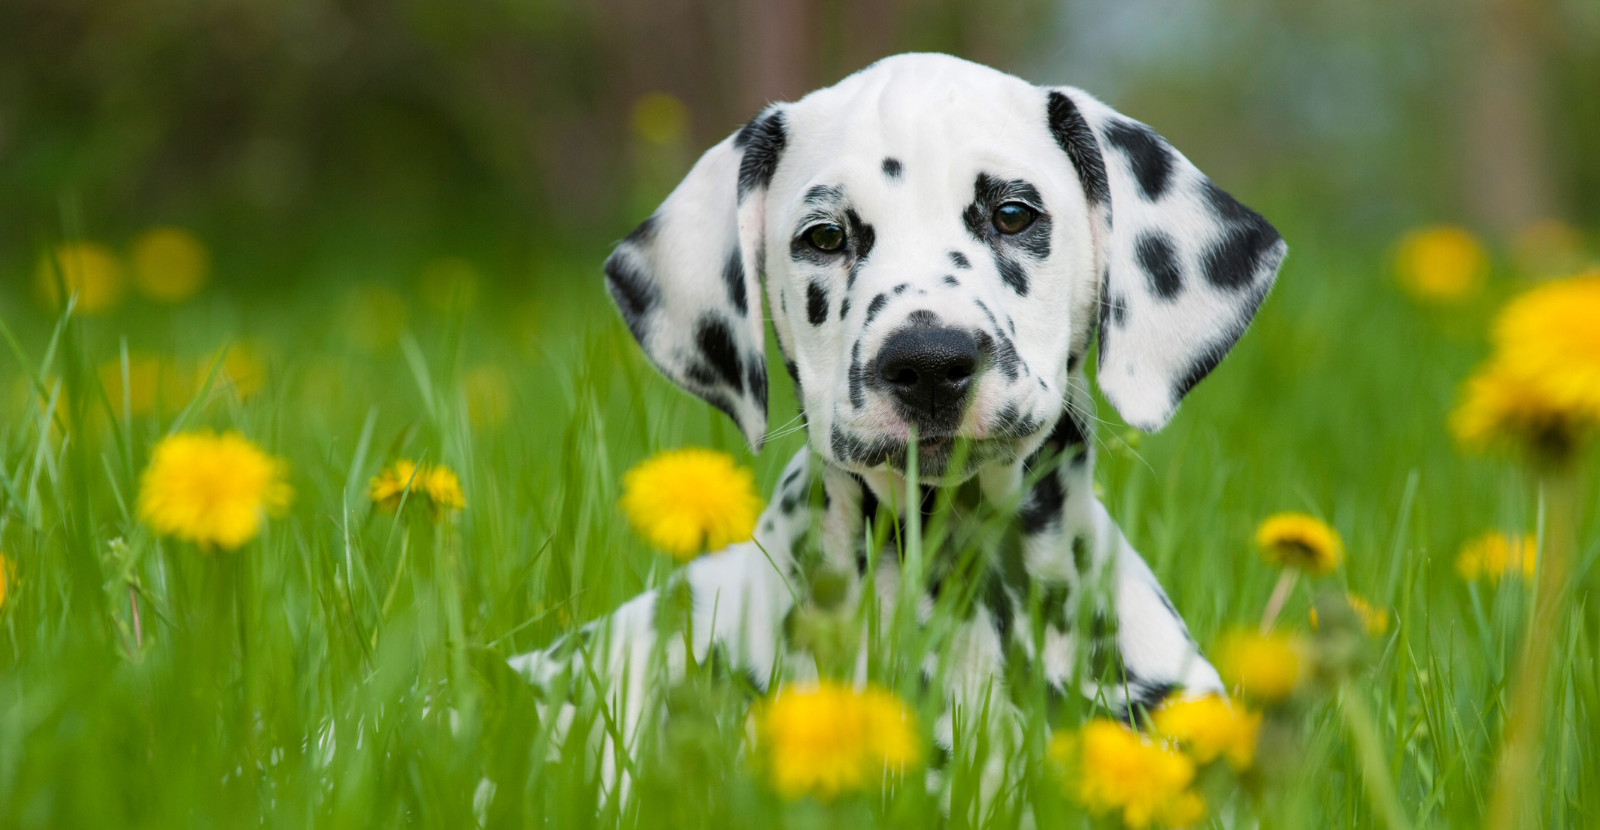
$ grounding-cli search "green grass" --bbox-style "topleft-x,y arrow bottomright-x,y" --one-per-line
0,232 -> 1596,829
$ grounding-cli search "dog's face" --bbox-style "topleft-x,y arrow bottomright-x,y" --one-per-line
604,54 -> 1284,482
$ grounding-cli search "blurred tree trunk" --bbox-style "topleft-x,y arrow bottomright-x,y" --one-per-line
1461,0 -> 1558,237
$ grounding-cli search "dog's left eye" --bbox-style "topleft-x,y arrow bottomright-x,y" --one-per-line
992,203 -> 1037,235
805,223 -> 847,253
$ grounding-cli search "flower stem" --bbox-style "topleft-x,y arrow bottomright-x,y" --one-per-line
1483,464 -> 1578,828
1259,569 -> 1298,633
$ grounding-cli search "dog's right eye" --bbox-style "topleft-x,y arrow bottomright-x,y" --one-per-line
805,223 -> 846,253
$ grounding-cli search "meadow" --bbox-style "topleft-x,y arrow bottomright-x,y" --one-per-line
0,216 -> 1596,829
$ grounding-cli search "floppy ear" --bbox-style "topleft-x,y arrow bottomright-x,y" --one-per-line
1046,87 -> 1286,432
603,107 -> 787,452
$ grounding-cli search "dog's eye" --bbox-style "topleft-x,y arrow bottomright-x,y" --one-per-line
992,203 -> 1037,235
806,223 -> 847,253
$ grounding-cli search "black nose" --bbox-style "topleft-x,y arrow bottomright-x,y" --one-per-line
875,326 -> 979,423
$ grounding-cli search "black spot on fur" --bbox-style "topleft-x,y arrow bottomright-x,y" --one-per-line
1135,232 -> 1182,300
746,355 -> 767,412
736,110 -> 786,201
948,251 -> 971,269
845,208 -> 877,288
854,474 -> 880,528
603,251 -> 659,342
1019,467 -> 1064,534
838,296 -> 850,321
804,184 -> 844,205
1047,91 -> 1110,207
624,214 -> 659,244
1107,292 -> 1129,327
1199,182 -> 1282,291
806,281 -> 829,326
893,283 -> 910,295
722,247 -> 748,314
996,255 -> 1029,296
942,275 -> 960,287
692,315 -> 744,393
849,341 -> 865,408
1104,120 -> 1173,201
865,293 -> 890,324
881,157 -> 903,178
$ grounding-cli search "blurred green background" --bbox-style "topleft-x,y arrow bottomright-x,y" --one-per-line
2,0 -> 1597,299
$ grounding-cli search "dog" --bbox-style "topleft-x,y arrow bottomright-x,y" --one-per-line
510,52 -> 1284,794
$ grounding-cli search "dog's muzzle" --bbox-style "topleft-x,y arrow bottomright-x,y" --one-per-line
875,325 -> 980,433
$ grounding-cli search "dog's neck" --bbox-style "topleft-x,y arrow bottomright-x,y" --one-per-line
805,371 -> 1098,590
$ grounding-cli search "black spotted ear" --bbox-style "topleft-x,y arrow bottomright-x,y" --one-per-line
1046,88 -> 1286,432
603,106 -> 787,452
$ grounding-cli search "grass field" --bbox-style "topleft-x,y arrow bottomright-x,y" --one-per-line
0,220 -> 1596,829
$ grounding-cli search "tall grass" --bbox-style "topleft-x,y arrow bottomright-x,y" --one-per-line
0,232 -> 1595,828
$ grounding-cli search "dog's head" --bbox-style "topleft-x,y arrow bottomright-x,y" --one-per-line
604,54 -> 1284,481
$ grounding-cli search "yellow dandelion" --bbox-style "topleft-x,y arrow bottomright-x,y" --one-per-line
1451,360 -> 1582,456
137,431 -> 293,550
757,680 -> 919,801
461,364 -> 512,428
212,343 -> 268,400
631,92 -> 690,145
1345,593 -> 1390,635
1153,695 -> 1261,770
36,242 -> 125,315
369,459 -> 466,517
1051,719 -> 1206,829
1394,225 -> 1488,303
99,354 -> 191,418
1215,629 -> 1304,703
130,226 -> 211,303
1489,272 -> 1600,425
1456,532 -> 1537,583
619,448 -> 762,562
1255,513 -> 1343,576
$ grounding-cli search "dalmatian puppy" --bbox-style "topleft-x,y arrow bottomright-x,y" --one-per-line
511,53 -> 1283,790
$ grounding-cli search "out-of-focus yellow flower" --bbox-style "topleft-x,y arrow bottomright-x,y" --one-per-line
619,448 -> 762,562
345,284 -> 409,353
757,680 -> 919,801
1215,630 -> 1304,703
461,364 -> 512,428
0,552 -> 10,609
1394,225 -> 1488,303
211,343 -> 267,400
98,354 -> 191,417
369,459 -> 465,517
1456,532 -> 1537,583
631,92 -> 690,145
1153,695 -> 1261,770
1451,360 -> 1580,455
1050,720 -> 1205,829
130,227 -> 210,303
137,431 -> 293,550
1511,220 -> 1587,279
1490,272 -> 1600,424
418,257 -> 480,312
1255,513 -> 1343,576
36,242 -> 125,315
1346,593 -> 1389,635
